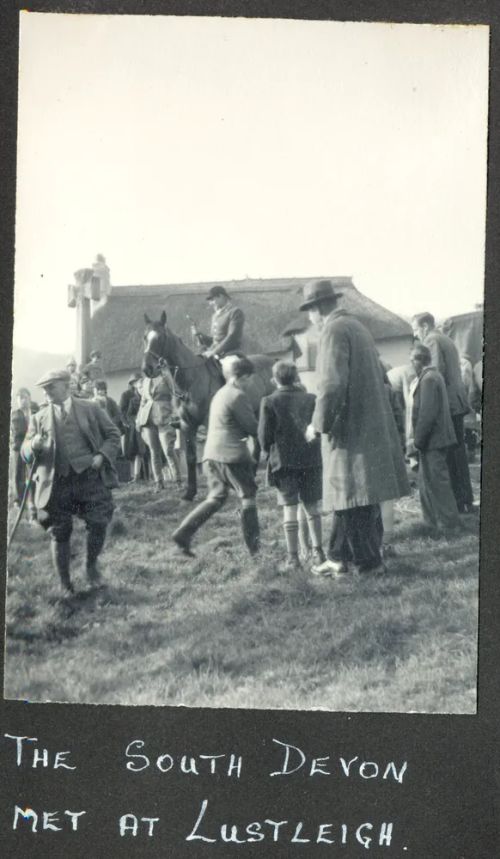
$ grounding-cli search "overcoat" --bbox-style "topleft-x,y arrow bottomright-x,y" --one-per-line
312,309 -> 410,511
22,397 -> 121,510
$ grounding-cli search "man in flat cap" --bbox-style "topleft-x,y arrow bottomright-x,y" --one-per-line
191,285 -> 245,362
301,279 -> 410,576
22,369 -> 121,594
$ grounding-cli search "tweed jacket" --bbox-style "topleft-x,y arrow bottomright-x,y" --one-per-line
22,396 -> 121,509
423,329 -> 469,417
203,383 -> 257,463
411,367 -> 457,452
258,387 -> 321,472
312,309 -> 410,511
209,303 -> 245,357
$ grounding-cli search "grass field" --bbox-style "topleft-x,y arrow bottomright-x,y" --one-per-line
4,464 -> 480,713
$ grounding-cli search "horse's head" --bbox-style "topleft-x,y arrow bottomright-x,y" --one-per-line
142,311 -> 170,377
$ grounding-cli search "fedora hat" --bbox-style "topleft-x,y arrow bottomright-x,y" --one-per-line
299,279 -> 343,311
206,285 -> 229,301
35,369 -> 71,387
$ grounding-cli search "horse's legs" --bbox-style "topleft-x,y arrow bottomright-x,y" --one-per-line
158,426 -> 182,485
183,430 -> 198,501
141,425 -> 165,489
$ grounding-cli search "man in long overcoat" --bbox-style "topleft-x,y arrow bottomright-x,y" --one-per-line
302,279 -> 410,575
22,370 -> 121,594
412,312 -> 474,513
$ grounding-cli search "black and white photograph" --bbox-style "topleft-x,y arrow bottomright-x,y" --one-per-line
5,12 -> 488,714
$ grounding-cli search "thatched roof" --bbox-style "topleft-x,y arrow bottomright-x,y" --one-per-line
89,277 -> 412,373
281,282 -> 412,342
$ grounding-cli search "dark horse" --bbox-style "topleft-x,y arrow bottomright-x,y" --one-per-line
142,311 -> 274,500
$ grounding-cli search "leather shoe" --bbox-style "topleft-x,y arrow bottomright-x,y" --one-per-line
311,559 -> 348,577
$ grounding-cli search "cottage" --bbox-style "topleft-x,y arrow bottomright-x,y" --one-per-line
280,278 -> 413,393
69,273 -> 413,401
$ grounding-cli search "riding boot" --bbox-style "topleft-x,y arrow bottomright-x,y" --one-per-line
172,499 -> 221,555
86,523 -> 107,585
50,540 -> 74,594
241,505 -> 260,556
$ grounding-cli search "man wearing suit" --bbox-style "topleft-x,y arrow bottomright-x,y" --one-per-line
410,344 -> 461,534
22,370 -> 121,594
172,355 -> 260,557
412,312 -> 474,513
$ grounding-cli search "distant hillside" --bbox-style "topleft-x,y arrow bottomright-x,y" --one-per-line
11,345 -> 69,397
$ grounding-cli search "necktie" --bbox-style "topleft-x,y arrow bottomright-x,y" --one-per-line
60,403 -> 67,423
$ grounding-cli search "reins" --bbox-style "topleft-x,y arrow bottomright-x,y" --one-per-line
144,338 -> 205,402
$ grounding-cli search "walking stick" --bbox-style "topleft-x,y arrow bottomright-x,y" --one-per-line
7,455 -> 38,551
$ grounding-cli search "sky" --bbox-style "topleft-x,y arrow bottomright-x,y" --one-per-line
14,13 -> 489,355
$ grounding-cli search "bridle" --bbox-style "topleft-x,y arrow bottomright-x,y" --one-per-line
143,328 -> 197,403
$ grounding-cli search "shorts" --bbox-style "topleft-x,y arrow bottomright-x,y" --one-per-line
204,459 -> 257,501
273,467 -> 322,506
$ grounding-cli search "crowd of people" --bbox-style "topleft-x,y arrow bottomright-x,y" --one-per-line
10,278 -> 481,594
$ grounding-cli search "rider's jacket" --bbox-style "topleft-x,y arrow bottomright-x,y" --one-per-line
210,302 -> 245,358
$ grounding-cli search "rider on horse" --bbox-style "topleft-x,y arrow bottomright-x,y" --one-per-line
190,286 -> 245,373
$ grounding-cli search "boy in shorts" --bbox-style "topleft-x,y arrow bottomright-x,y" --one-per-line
258,361 -> 325,570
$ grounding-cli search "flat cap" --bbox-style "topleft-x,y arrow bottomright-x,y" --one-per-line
35,369 -> 71,387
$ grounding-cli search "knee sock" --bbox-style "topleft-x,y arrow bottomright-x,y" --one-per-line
283,505 -> 299,556
298,504 -> 311,554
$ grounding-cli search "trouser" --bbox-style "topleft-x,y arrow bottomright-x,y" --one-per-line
446,414 -> 474,511
38,470 -> 114,590
381,499 -> 395,543
328,504 -> 383,571
419,448 -> 460,530
142,424 -> 181,484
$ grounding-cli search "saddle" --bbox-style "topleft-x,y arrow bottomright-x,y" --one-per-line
203,355 -> 224,383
